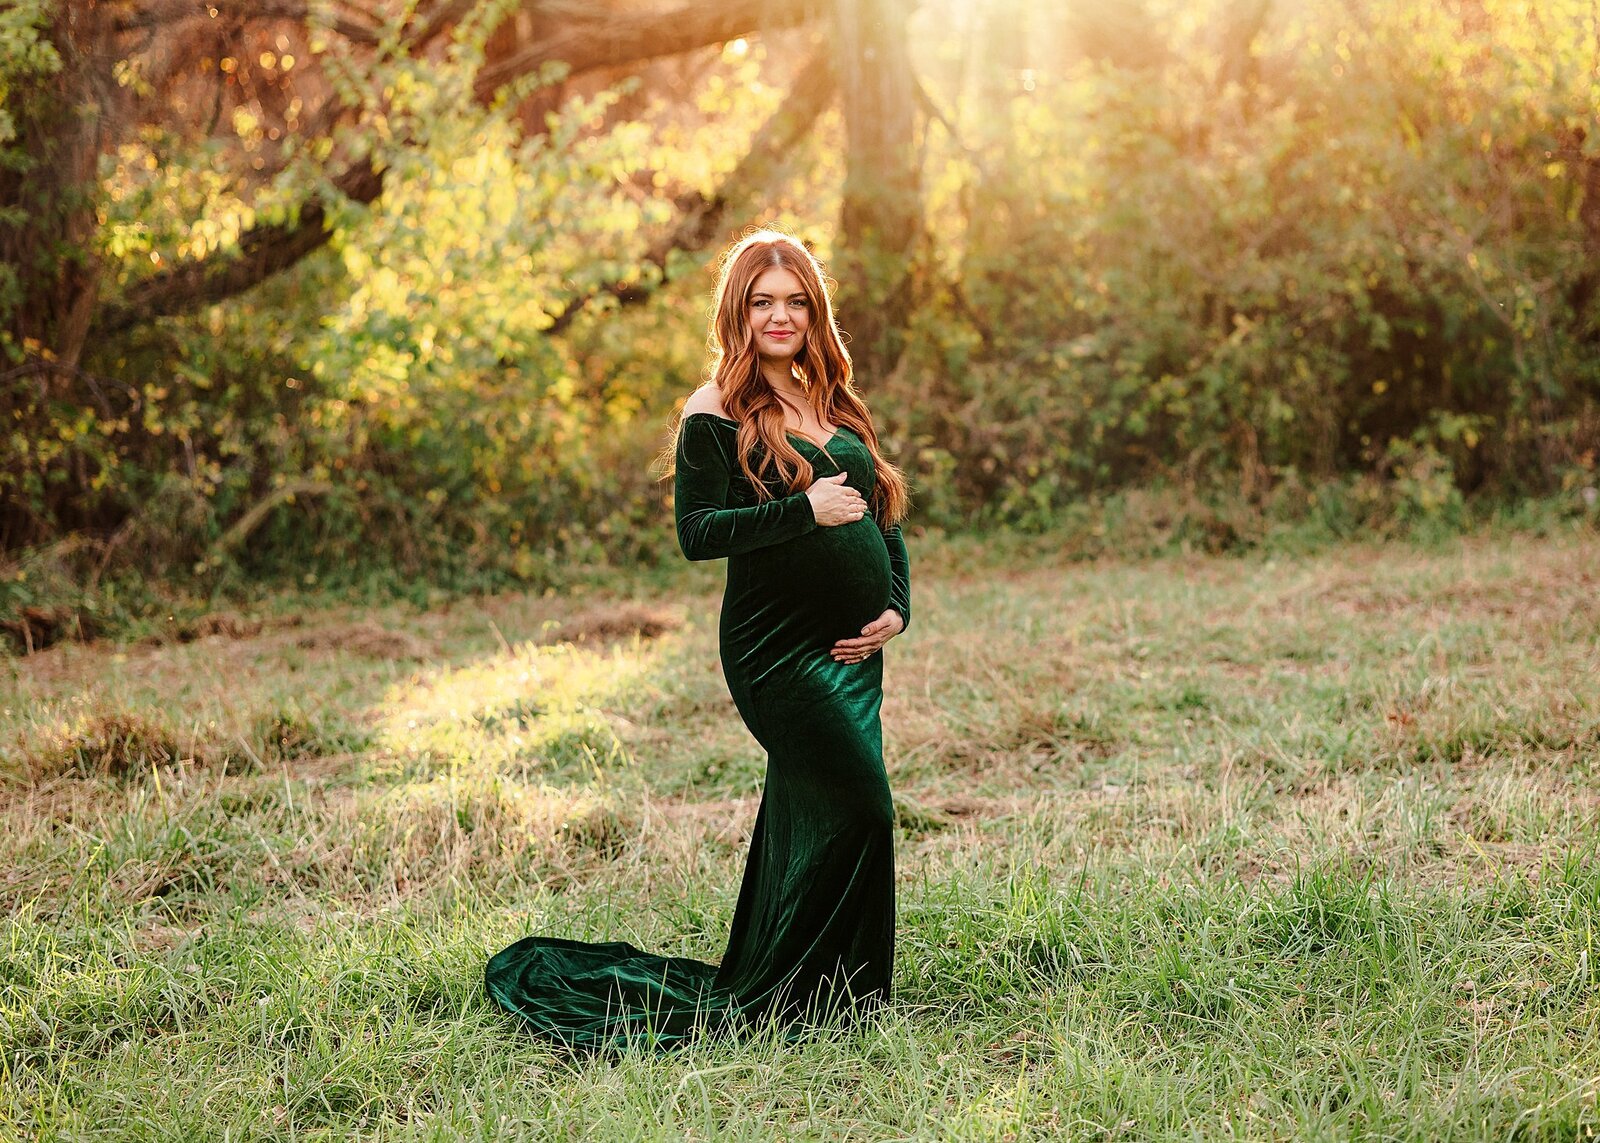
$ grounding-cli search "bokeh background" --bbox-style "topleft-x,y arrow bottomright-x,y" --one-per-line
5,0 -> 1599,634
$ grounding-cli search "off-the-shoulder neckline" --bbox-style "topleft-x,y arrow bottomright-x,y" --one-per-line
683,410 -> 846,451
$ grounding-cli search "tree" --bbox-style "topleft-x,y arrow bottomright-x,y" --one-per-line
830,0 -> 922,382
1,0 -> 943,563
3,0 -> 829,365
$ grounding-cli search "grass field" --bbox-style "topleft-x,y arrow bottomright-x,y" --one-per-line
3,524 -> 1599,1140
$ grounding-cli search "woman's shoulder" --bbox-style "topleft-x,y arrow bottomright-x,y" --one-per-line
681,385 -> 733,423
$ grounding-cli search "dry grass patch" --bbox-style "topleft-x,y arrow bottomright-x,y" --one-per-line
0,603 -> 101,653
136,610 -> 277,646
3,708 -> 267,784
3,700 -> 371,787
894,792 -> 1017,836
537,602 -> 683,646
294,620 -> 431,660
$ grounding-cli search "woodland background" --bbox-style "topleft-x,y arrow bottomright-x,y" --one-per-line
5,0 -> 1600,641
5,6 -> 1600,1135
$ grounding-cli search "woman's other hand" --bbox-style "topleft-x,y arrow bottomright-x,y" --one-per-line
830,609 -> 904,663
806,472 -> 867,526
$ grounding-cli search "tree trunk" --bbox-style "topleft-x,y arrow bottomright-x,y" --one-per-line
0,3 -> 122,370
1215,0 -> 1272,98
831,0 -> 923,383
960,0 -> 1025,288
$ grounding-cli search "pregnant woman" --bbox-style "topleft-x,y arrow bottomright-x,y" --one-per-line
484,229 -> 913,1050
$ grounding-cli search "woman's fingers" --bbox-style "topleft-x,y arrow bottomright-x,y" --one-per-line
831,609 -> 900,660
834,614 -> 895,652
859,615 -> 894,637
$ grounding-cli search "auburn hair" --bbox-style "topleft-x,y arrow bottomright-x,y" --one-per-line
663,228 -> 911,528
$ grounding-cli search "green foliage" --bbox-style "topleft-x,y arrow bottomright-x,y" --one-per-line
893,0 -> 1600,532
0,0 -> 62,349
9,0 -> 1600,589
10,14 -> 702,587
2,17 -> 826,591
0,0 -> 59,163
291,43 -> 683,577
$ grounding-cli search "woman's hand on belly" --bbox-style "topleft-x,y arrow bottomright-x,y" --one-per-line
829,609 -> 905,664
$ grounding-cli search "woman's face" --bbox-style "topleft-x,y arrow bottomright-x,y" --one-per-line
746,265 -> 811,363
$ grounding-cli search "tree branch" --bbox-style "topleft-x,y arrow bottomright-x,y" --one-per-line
112,0 -> 384,44
543,47 -> 834,335
472,0 -> 824,102
90,0 -> 823,335
214,479 -> 337,552
89,160 -> 384,338
402,0 -> 483,46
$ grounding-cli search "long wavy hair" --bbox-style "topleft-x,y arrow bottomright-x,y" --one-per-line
664,228 -> 911,528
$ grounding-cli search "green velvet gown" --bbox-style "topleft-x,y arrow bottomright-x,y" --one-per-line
484,411 -> 912,1050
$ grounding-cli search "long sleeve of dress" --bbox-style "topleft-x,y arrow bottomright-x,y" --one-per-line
881,522 -> 912,633
675,417 -> 817,561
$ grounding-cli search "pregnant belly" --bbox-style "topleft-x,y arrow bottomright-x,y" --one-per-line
723,519 -> 893,653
